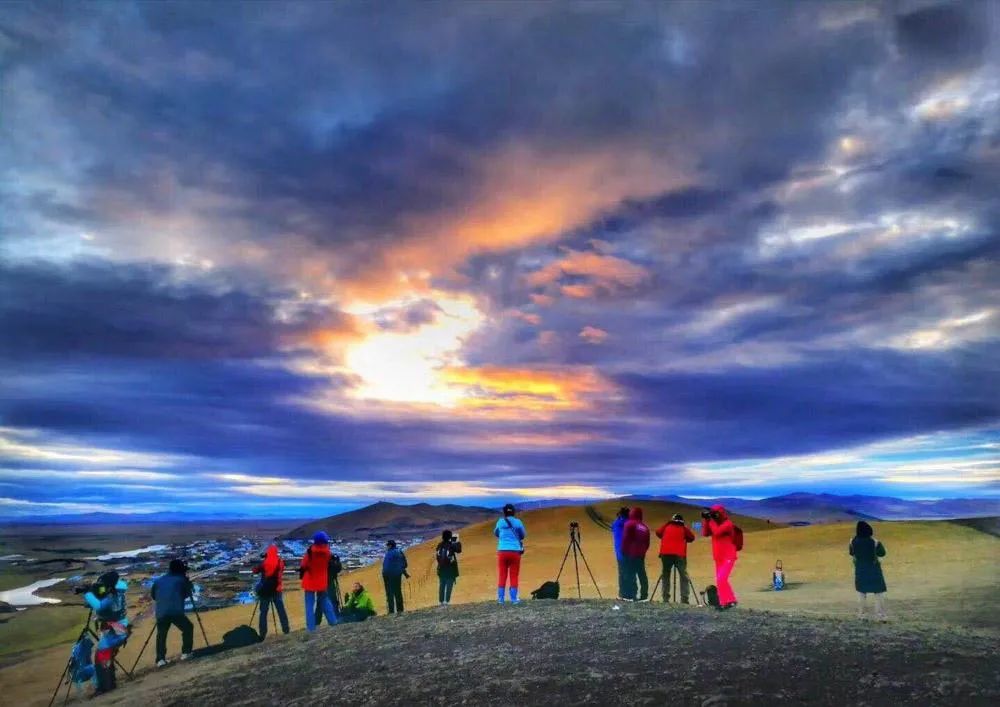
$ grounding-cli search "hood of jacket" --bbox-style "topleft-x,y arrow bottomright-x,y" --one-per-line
710,504 -> 729,521
628,507 -> 644,521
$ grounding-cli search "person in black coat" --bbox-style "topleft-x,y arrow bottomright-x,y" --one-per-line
849,521 -> 888,620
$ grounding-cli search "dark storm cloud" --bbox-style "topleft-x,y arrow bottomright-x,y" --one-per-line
1,1 -> 998,509
0,260 -> 356,360
618,344 -> 1000,459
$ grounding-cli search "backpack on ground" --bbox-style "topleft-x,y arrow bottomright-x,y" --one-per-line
531,581 -> 560,599
733,525 -> 744,552
704,584 -> 720,608
436,544 -> 454,570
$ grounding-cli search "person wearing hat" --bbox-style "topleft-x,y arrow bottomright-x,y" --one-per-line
151,559 -> 194,667
299,531 -> 338,630
493,503 -> 526,604
654,513 -> 696,603
381,539 -> 410,614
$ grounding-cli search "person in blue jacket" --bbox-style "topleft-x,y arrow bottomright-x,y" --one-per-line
494,503 -> 526,604
381,540 -> 409,614
151,558 -> 194,667
611,507 -> 629,599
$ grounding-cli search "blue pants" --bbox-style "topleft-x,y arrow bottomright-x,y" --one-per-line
258,593 -> 290,638
304,590 -> 337,631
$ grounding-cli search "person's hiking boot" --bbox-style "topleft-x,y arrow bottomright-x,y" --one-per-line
156,659 -> 169,668
510,588 -> 520,604
497,587 -> 505,604
180,653 -> 193,661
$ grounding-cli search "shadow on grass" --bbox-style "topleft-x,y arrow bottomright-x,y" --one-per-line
755,582 -> 807,592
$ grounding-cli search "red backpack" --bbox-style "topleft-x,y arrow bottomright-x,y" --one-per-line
733,525 -> 744,552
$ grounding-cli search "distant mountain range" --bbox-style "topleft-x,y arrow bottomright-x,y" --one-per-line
2,494 -> 995,527
285,501 -> 496,540
626,493 -> 1000,524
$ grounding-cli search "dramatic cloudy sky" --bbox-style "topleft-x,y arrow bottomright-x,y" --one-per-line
1,1 -> 998,517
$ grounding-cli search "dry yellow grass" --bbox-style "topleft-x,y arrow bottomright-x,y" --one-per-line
1,504 -> 996,706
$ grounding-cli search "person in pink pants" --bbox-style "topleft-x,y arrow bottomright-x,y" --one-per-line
701,504 -> 739,609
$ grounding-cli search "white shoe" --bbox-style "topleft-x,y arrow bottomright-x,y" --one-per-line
156,659 -> 169,668
180,653 -> 193,661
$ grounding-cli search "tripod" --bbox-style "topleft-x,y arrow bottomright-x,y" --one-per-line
556,523 -> 603,598
130,587 -> 211,673
650,566 -> 703,607
249,594 -> 283,634
47,609 -> 134,707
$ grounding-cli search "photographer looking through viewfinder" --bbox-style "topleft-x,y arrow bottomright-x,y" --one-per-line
436,529 -> 463,606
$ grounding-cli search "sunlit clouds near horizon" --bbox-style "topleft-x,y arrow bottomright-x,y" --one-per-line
0,1 -> 998,516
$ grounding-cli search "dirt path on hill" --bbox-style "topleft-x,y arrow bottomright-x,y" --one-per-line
87,601 -> 998,707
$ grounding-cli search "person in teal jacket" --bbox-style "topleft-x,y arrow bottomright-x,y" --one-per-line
494,503 -> 526,604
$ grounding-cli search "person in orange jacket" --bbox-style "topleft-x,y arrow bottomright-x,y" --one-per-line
299,531 -> 337,630
252,542 -> 290,639
654,513 -> 695,603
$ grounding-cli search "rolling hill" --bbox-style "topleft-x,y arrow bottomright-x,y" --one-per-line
1,501 -> 996,706
95,602 -> 998,706
284,501 -> 495,540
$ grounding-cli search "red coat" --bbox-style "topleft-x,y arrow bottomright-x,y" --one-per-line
621,507 -> 650,559
702,505 -> 737,561
655,521 -> 695,557
253,544 -> 285,592
299,543 -> 331,592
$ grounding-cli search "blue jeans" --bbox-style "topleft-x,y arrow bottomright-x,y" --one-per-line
259,593 -> 290,638
304,590 -> 337,631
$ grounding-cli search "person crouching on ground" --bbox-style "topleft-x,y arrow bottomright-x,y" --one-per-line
850,521 -> 888,621
612,507 -> 629,600
621,507 -> 651,601
701,505 -> 739,609
252,543 -> 290,639
494,503 -> 526,604
655,513 -> 695,603
299,531 -> 338,630
340,582 -> 377,623
436,529 -> 462,606
151,559 -> 194,667
382,540 -> 410,614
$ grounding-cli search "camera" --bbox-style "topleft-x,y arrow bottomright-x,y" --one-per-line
569,521 -> 580,528
701,509 -> 712,519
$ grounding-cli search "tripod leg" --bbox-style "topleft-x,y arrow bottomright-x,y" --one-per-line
673,568 -> 679,604
49,610 -> 93,707
572,541 -> 582,599
650,573 -> 662,602
191,604 -> 210,648
270,601 -> 277,634
248,600 -> 258,628
555,539 -> 574,583
130,622 -> 157,673
575,543 -> 604,599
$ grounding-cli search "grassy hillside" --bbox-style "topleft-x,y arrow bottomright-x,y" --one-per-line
1,504 -> 996,706
284,501 -> 495,540
85,603 -> 1000,705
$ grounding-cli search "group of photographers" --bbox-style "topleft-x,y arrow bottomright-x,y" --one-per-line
611,504 -> 740,609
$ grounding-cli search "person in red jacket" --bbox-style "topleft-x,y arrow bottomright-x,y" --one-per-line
252,543 -> 290,639
701,504 -> 738,609
299,531 -> 338,630
654,513 -> 696,603
621,507 -> 651,601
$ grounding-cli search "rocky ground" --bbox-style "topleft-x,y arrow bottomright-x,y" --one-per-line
92,600 -> 997,706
